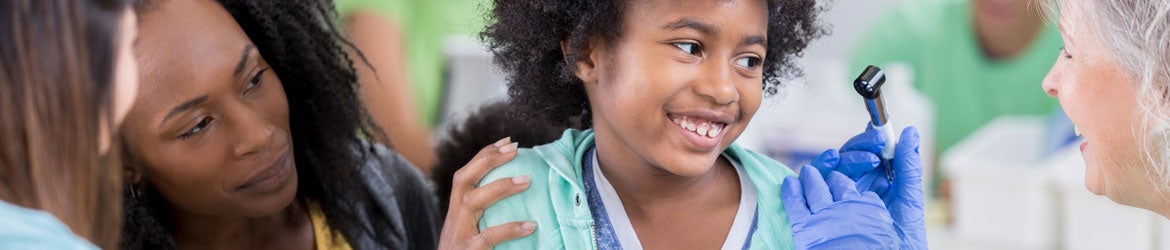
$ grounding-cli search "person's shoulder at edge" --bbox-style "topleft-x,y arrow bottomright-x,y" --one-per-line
476,129 -> 583,190
363,141 -> 436,193
0,201 -> 99,250
354,141 -> 442,249
475,129 -> 584,249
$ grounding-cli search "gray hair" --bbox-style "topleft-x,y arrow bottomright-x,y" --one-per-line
1041,0 -> 1170,192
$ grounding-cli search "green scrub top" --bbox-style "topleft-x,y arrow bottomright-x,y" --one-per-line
335,0 -> 491,126
848,0 -> 1062,152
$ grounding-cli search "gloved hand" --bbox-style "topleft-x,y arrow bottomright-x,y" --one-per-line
782,165 -> 898,249
885,127 -> 926,250
809,126 -> 926,249
809,125 -> 885,192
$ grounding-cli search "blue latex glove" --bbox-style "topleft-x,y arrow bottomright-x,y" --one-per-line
812,126 -> 885,193
886,127 -> 926,249
782,165 -> 898,249
810,126 -> 927,249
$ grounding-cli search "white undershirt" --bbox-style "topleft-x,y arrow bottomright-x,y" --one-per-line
590,153 -> 758,250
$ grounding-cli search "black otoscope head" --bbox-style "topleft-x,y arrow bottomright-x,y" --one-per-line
853,65 -> 889,126
853,65 -> 887,99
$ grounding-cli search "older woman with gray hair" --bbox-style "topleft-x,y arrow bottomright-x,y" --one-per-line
1042,0 -> 1170,217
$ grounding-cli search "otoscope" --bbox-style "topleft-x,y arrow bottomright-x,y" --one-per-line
853,65 -> 897,181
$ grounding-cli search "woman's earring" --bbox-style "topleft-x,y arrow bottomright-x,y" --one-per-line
129,183 -> 143,202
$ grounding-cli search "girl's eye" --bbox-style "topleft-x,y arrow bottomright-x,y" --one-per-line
180,117 -> 213,139
245,68 -> 267,92
672,42 -> 702,56
736,56 -> 762,68
1060,46 -> 1073,59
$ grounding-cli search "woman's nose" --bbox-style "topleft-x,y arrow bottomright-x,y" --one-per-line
233,111 -> 275,159
1042,67 -> 1061,98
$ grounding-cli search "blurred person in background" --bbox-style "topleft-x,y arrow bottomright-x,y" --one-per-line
1042,0 -> 1170,219
336,0 -> 490,172
0,0 -> 138,248
849,0 -> 1062,157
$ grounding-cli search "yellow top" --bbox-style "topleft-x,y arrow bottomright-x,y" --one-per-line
308,203 -> 354,250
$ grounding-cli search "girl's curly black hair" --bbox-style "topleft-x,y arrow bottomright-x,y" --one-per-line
120,0 -> 394,249
482,0 -> 827,127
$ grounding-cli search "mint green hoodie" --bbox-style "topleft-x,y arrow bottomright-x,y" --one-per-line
478,129 -> 798,249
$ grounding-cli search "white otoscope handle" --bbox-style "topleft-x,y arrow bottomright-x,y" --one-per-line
873,122 -> 898,181
876,122 -> 897,160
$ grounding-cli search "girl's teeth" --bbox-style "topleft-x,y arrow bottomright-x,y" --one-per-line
1074,126 -> 1082,136
673,115 -> 726,138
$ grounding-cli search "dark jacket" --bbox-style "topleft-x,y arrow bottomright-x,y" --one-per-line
347,143 -> 442,250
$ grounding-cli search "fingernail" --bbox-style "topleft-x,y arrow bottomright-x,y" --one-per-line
498,142 -> 518,153
493,137 -> 511,147
512,175 -> 530,184
522,222 -> 536,231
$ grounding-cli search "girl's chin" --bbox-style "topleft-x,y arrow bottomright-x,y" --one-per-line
659,155 -> 723,177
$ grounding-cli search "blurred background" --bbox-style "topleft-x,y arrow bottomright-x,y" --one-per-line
337,0 -> 1167,249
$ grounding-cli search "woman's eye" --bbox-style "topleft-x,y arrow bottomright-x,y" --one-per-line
1060,47 -> 1073,59
180,117 -> 213,139
672,42 -> 702,56
736,56 -> 762,68
245,68 -> 267,92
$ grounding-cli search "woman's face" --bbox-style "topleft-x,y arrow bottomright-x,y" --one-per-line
578,0 -> 767,177
1042,1 -> 1155,207
121,0 -> 297,218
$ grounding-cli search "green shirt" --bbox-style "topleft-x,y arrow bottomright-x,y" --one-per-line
848,0 -> 1061,152
335,0 -> 490,126
477,129 -> 798,249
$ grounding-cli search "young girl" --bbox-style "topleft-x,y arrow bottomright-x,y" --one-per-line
476,0 -> 923,248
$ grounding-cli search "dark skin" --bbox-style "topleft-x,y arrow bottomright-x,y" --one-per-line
570,0 -> 767,248
121,0 -> 533,249
121,0 -> 309,249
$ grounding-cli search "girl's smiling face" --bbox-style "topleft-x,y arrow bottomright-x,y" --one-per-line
574,0 -> 767,177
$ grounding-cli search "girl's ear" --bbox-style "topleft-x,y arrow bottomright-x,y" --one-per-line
562,39 -> 599,84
